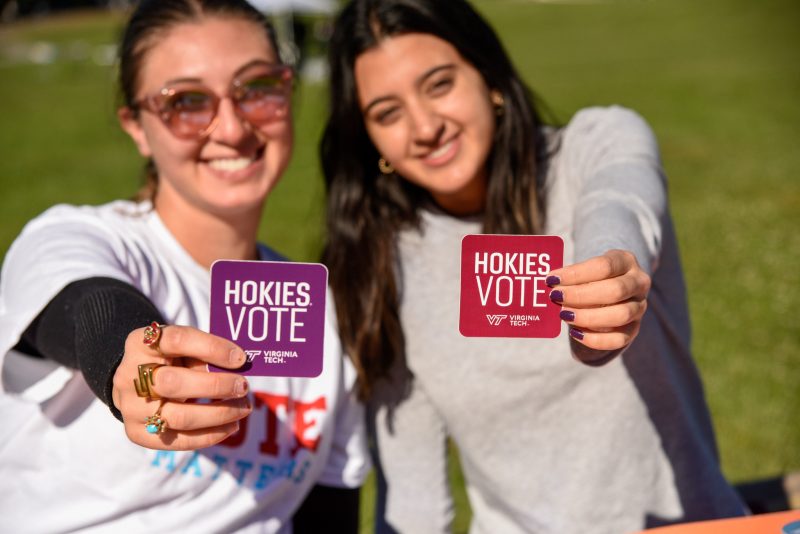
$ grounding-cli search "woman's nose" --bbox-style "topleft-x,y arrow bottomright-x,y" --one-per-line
208,97 -> 250,145
408,101 -> 444,144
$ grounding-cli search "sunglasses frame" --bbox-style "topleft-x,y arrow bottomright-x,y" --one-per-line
134,63 -> 294,140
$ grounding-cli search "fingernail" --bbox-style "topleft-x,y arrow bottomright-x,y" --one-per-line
235,379 -> 249,397
560,310 -> 575,322
569,327 -> 584,341
546,275 -> 561,287
230,348 -> 245,367
549,289 -> 564,303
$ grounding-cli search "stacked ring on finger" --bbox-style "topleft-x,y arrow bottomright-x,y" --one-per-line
134,363 -> 165,399
143,321 -> 167,352
135,322 -> 169,399
145,400 -> 168,434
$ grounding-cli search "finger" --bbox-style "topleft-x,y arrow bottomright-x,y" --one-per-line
112,383 -> 122,412
146,366 -> 250,400
115,334 -> 171,406
547,250 -> 635,287
550,273 -> 645,308
559,299 -> 647,330
566,321 -> 641,352
144,398 -> 252,432
184,358 -> 212,371
124,327 -> 172,366
125,420 -> 242,451
158,325 -> 246,370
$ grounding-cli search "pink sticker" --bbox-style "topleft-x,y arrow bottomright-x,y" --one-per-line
459,234 -> 564,338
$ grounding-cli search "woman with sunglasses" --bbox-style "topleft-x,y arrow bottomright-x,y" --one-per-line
0,1 -> 367,532
320,0 -> 746,532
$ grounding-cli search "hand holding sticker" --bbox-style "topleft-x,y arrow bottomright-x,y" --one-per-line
545,249 -> 651,352
459,235 -> 564,338
209,260 -> 327,377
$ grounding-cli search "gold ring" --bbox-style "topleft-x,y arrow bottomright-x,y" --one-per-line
145,400 -> 167,434
143,322 -> 166,352
134,363 -> 164,399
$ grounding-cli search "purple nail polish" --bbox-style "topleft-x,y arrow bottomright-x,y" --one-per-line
549,289 -> 564,303
546,275 -> 561,287
569,327 -> 584,341
560,310 -> 575,322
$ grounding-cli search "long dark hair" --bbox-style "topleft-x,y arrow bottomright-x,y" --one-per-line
321,0 -> 548,399
117,0 -> 279,200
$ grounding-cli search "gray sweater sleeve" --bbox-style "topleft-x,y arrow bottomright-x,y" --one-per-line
563,106 -> 667,274
550,106 -> 669,363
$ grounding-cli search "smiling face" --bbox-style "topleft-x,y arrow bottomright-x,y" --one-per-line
355,32 -> 496,215
119,16 -> 292,220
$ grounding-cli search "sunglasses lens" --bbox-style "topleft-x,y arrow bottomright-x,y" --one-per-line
162,90 -> 216,138
236,70 -> 291,123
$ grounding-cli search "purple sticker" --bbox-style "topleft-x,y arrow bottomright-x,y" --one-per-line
208,260 -> 327,377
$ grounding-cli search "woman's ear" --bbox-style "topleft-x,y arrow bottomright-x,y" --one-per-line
117,107 -> 152,158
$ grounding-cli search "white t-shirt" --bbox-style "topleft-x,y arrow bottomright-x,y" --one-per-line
0,200 -> 370,533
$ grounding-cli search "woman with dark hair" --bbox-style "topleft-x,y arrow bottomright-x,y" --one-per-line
321,0 -> 746,532
0,1 -> 367,532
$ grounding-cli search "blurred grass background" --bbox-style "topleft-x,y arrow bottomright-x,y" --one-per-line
0,0 -> 797,531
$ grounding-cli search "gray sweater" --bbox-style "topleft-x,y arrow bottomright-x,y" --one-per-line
368,107 -> 746,533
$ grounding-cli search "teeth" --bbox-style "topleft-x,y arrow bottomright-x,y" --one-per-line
208,157 -> 252,172
429,141 -> 453,159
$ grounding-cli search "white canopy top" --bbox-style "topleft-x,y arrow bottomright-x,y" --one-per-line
247,0 -> 337,14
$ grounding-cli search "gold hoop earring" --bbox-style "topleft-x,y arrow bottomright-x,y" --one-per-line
490,89 -> 505,117
378,157 -> 394,174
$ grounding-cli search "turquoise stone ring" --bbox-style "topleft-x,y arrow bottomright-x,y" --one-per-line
144,404 -> 167,434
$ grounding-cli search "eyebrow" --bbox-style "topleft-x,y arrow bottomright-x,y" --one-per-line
362,63 -> 456,114
161,60 -> 282,87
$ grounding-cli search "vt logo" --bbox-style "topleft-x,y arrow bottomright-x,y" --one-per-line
244,350 -> 262,362
486,314 -> 508,326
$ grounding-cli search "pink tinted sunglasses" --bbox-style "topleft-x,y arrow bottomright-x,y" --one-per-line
134,62 -> 293,140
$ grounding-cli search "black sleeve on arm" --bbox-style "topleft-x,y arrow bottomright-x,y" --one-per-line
292,484 -> 360,534
15,277 -> 165,420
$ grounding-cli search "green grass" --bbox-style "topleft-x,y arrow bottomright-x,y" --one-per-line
1,1 -> 798,532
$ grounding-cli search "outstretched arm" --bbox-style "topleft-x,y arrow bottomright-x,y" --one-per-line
545,107 -> 667,364
17,276 -> 252,449
17,276 -> 166,417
